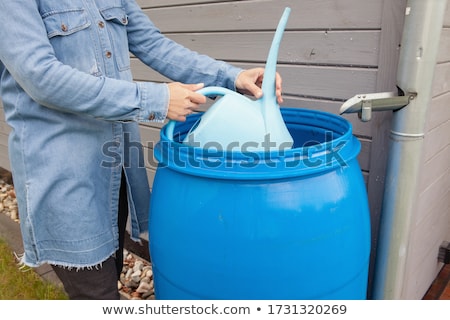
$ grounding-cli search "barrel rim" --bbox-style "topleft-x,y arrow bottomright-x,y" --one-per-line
154,108 -> 361,180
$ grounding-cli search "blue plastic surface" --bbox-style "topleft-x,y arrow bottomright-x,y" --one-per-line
149,108 -> 371,299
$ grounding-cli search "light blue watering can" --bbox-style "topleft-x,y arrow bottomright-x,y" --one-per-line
167,7 -> 293,152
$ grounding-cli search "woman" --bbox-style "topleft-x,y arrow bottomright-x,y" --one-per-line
0,0 -> 282,299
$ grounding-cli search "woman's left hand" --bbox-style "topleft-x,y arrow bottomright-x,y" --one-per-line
235,67 -> 283,104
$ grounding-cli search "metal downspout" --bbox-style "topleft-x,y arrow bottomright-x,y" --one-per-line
372,0 -> 448,299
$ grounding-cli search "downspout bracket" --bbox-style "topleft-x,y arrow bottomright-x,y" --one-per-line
339,87 -> 416,122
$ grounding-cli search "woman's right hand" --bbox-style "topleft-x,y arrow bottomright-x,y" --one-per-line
166,82 -> 207,121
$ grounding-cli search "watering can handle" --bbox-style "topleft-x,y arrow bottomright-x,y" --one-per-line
165,86 -> 237,141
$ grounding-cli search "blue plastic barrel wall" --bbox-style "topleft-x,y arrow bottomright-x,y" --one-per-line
149,108 -> 371,299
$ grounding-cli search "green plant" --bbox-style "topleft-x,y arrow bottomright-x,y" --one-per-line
0,238 -> 68,300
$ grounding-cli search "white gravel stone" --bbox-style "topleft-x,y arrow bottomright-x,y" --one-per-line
136,281 -> 152,293
133,260 -> 144,272
131,270 -> 141,283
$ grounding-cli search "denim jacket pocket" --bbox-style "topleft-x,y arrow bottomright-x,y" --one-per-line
42,9 -> 101,76
43,9 -> 91,38
99,7 -> 129,26
99,7 -> 131,72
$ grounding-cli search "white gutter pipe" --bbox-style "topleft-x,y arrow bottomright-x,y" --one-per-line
372,0 -> 447,299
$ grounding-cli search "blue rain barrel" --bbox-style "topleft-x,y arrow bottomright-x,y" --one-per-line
149,108 -> 371,299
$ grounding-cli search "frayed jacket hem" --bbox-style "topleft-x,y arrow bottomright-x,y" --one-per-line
17,250 -> 117,270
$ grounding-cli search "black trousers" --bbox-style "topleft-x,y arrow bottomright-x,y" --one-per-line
51,171 -> 129,300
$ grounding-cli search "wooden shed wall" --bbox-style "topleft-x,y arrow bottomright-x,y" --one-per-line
135,0 -> 402,199
0,0 -> 402,204
402,2 -> 450,299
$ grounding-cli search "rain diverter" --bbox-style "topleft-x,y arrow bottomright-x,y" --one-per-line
167,7 -> 294,152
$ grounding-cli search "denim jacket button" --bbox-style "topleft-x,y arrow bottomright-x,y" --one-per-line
105,51 -> 112,58
98,21 -> 105,28
61,24 -> 68,32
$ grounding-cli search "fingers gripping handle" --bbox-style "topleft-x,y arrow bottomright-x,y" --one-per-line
165,86 -> 235,141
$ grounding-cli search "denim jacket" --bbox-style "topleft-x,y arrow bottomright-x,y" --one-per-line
0,0 -> 242,267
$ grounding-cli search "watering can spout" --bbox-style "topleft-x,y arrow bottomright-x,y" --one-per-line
259,7 -> 293,149
261,7 -> 291,107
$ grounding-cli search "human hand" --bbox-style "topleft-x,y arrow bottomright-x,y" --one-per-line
235,67 -> 283,104
166,82 -> 207,121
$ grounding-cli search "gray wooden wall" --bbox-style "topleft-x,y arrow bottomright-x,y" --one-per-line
0,0 -> 404,203
136,0 -> 402,195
